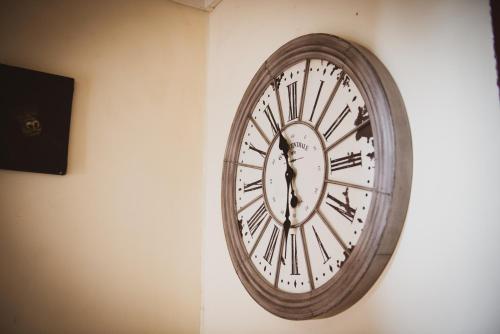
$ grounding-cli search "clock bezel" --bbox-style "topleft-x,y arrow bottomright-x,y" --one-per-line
221,33 -> 412,319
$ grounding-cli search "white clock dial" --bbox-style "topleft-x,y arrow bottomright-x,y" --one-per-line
234,58 -> 376,294
264,122 -> 325,226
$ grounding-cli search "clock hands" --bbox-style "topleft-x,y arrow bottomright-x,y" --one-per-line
279,131 -> 299,209
278,129 -> 299,265
282,169 -> 292,265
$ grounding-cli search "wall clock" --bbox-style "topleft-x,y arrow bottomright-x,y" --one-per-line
221,33 -> 412,319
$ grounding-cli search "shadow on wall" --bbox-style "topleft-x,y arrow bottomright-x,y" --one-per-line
0,0 -> 207,333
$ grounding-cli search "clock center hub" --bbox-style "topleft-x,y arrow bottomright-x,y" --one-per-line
264,122 -> 326,226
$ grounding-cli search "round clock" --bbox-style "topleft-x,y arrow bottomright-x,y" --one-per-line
221,34 -> 412,319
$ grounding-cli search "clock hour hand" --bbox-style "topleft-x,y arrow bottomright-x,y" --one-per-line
278,130 -> 299,209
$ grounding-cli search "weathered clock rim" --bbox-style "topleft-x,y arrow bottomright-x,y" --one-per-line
221,33 -> 412,320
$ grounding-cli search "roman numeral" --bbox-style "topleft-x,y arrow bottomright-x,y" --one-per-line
287,81 -> 298,121
354,105 -> 373,143
290,234 -> 299,275
264,225 -> 279,264
248,142 -> 267,158
247,203 -> 268,237
330,152 -> 362,172
326,188 -> 356,223
323,104 -> 351,141
312,225 -> 330,264
243,179 -> 262,192
309,80 -> 324,122
263,105 -> 280,136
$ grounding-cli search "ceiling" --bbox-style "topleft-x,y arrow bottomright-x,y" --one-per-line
171,0 -> 222,11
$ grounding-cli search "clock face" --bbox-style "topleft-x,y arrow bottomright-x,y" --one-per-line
235,58 -> 375,293
222,34 -> 411,320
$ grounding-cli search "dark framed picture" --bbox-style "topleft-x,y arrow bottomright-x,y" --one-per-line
0,64 -> 74,175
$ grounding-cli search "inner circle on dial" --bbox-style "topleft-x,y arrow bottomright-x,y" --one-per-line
263,122 -> 326,227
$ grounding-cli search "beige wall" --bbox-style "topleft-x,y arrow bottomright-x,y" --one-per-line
0,1 -> 207,333
1,0 -> 500,333
202,0 -> 500,333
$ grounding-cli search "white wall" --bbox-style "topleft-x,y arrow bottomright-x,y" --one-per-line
202,1 -> 500,333
0,1 -> 207,333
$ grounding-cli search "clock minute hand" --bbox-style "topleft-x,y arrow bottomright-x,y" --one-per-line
278,130 -> 290,264
282,170 -> 291,265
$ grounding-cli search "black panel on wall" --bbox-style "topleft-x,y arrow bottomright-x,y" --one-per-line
0,64 -> 74,175
492,0 -> 500,97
